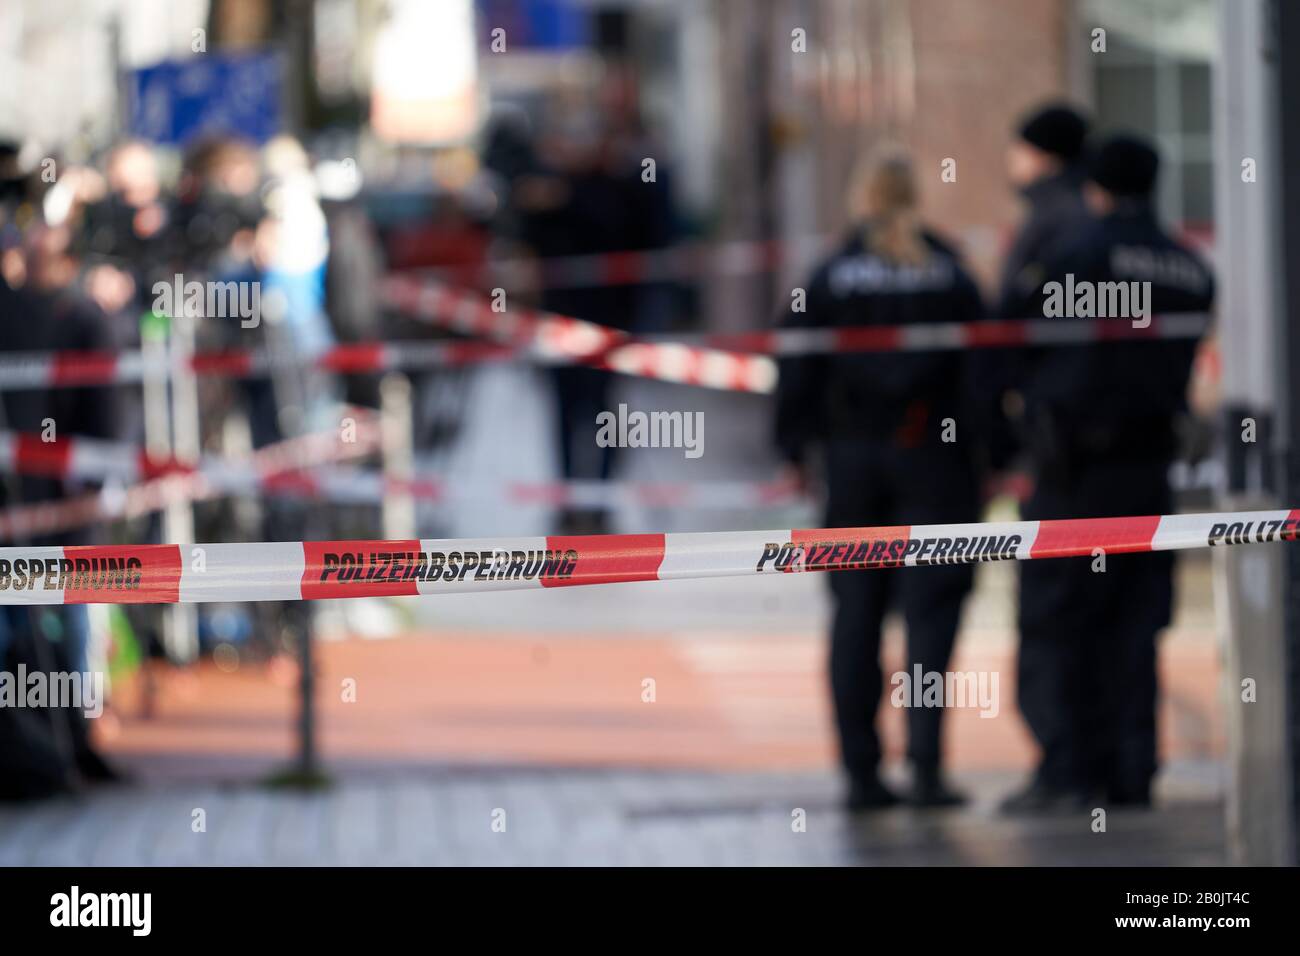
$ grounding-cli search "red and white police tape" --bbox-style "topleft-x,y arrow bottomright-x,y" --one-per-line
381,275 -> 1211,393
0,326 -> 775,394
382,276 -> 781,391
0,340 -> 525,390
0,430 -> 802,512
0,281 -> 1209,396
383,274 -> 1212,356
0,424 -> 380,541
213,470 -> 804,510
0,422 -> 379,490
0,509 -> 1290,605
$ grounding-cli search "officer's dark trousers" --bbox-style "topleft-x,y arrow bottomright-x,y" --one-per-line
553,366 -> 615,482
1018,459 -> 1173,797
824,438 -> 976,781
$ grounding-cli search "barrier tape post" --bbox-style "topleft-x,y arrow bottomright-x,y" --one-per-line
139,313 -> 171,718
166,307 -> 203,667
0,509 -> 1292,605
380,374 -> 417,539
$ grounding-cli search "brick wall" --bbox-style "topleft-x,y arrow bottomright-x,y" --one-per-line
906,0 -> 1075,288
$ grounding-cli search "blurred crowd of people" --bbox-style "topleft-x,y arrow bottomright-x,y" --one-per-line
0,130 -> 342,797
0,69 -> 680,798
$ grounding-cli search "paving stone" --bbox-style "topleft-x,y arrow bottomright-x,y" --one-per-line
17,798 -> 101,866
148,788 -> 219,866
0,766 -> 1227,866
209,790 -> 277,866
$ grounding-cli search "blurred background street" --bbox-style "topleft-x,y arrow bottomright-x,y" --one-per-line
3,0 -> 1298,867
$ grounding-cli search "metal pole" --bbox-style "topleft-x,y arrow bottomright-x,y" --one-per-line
164,307 -> 200,667
1272,0 -> 1300,866
262,293 -> 325,784
139,312 -> 169,717
296,607 -> 318,779
381,372 -> 416,539
1214,0 -> 1297,864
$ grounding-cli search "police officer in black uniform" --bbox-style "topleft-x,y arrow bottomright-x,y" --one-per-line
998,103 -> 1092,320
973,104 -> 1094,470
1001,134 -> 1214,813
776,152 -> 986,810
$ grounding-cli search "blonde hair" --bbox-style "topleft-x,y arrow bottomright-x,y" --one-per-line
850,149 -> 930,268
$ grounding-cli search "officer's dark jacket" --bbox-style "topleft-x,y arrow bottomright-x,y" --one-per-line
997,166 -> 1090,318
1013,203 -> 1214,463
964,169 -> 1091,470
0,279 -> 119,539
775,226 -> 985,463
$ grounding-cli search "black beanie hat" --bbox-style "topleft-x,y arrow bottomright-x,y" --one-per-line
1087,134 -> 1160,198
1017,103 -> 1089,160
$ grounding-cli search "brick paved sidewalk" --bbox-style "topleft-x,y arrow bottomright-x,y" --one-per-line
0,764 -> 1225,866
